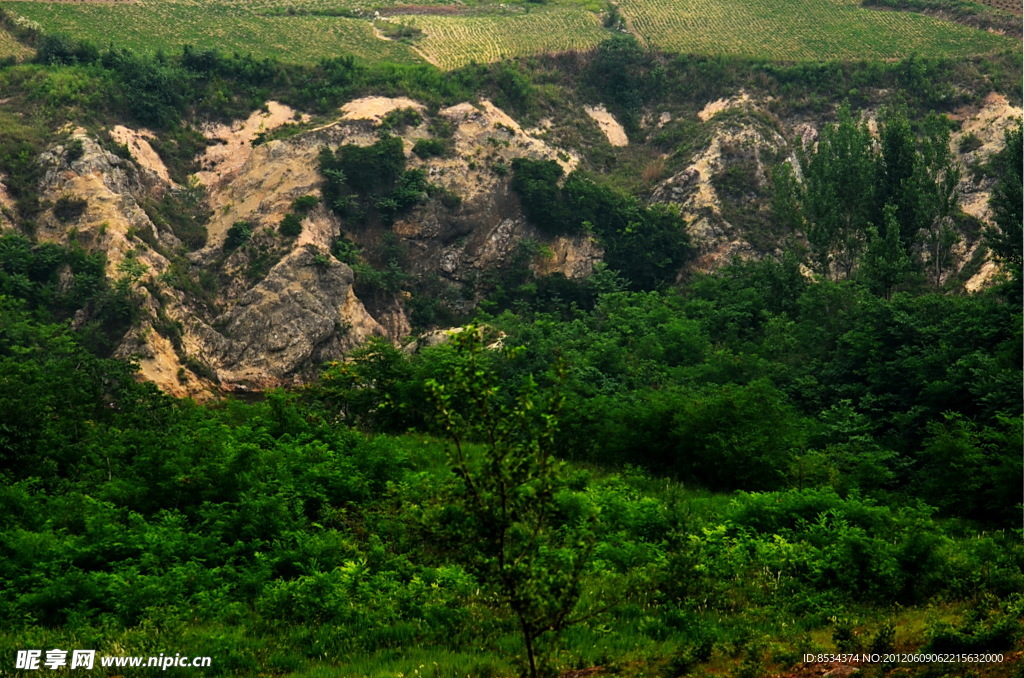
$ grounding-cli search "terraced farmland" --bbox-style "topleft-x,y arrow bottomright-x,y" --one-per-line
0,0 -> 1014,68
619,0 -> 1013,60
0,0 -> 418,64
405,8 -> 609,69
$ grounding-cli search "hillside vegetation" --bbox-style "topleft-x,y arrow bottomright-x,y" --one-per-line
0,0 -> 1020,673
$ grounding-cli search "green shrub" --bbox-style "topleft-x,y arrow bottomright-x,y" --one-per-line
335,136 -> 406,193
379,106 -> 423,130
510,158 -> 570,233
65,138 -> 85,162
279,213 -> 302,237
53,195 -> 87,222
959,132 -> 983,154
290,195 -> 319,213
412,138 -> 447,158
224,221 -> 252,250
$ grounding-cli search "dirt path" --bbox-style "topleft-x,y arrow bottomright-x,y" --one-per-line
371,22 -> 439,67
612,1 -> 647,46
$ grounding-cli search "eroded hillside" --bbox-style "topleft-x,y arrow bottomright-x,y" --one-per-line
3,86 -> 1019,396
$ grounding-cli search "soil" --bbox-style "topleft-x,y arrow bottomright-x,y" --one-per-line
339,96 -> 426,122
584,104 -> 629,146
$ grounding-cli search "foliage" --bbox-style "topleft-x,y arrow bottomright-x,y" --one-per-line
378,106 -> 422,131
510,160 -> 691,289
223,220 -> 252,251
510,158 -> 571,234
777,107 -> 962,287
52,195 -> 87,222
425,328 -> 602,678
586,36 -> 653,132
290,194 -> 318,214
412,137 -> 449,159
0,17 -> 1020,677
0,234 -> 136,354
0,284 -> 1021,675
985,124 -> 1022,290
278,212 -> 302,237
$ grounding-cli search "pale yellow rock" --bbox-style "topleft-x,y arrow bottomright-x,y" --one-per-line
584,104 -> 628,147
109,126 -> 173,185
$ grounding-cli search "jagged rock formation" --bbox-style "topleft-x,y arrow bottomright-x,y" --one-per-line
207,245 -> 383,390
650,98 -> 790,270
24,98 -> 602,394
17,90 -> 1019,396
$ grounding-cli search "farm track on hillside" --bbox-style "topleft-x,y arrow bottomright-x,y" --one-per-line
617,0 -> 1012,60
0,0 -> 418,63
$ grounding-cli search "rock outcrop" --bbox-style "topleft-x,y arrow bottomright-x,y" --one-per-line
16,89 -> 1017,396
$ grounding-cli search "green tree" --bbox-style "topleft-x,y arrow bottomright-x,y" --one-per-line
985,124 -> 1022,290
224,220 -> 252,250
316,336 -> 412,430
860,204 -> 912,299
279,212 -> 302,237
877,109 -> 922,247
587,36 -> 650,133
790,105 -> 876,279
426,328 -> 598,678
916,114 -> 960,288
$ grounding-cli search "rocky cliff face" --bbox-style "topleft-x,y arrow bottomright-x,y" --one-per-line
651,93 -> 792,271
19,90 -> 1020,396
25,97 -> 602,395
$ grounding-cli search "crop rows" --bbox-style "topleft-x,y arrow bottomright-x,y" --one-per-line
0,0 -> 1013,68
1,0 -> 418,64
407,8 -> 609,70
619,0 -> 1012,60
975,0 -> 1022,15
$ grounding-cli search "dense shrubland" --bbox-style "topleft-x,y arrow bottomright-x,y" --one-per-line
1,240 -> 1021,675
0,26 -> 1022,677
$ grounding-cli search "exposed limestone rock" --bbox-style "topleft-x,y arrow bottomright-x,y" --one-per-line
0,173 -> 16,227
194,101 -> 309,195
210,245 -> 383,390
109,126 -> 174,186
698,92 -> 753,122
951,92 -> 1022,292
533,234 -> 603,279
22,90 -> 1015,398
651,98 -> 788,270
952,92 -> 1023,224
584,104 -> 629,146
340,96 -> 426,123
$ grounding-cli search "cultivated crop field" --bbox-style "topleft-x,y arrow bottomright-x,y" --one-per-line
619,0 -> 1013,60
0,0 -> 418,64
0,0 -> 1014,67
405,8 -> 609,69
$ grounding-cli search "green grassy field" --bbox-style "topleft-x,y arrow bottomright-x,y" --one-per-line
620,0 -> 1013,60
0,0 -> 418,64
0,0 -> 1015,68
